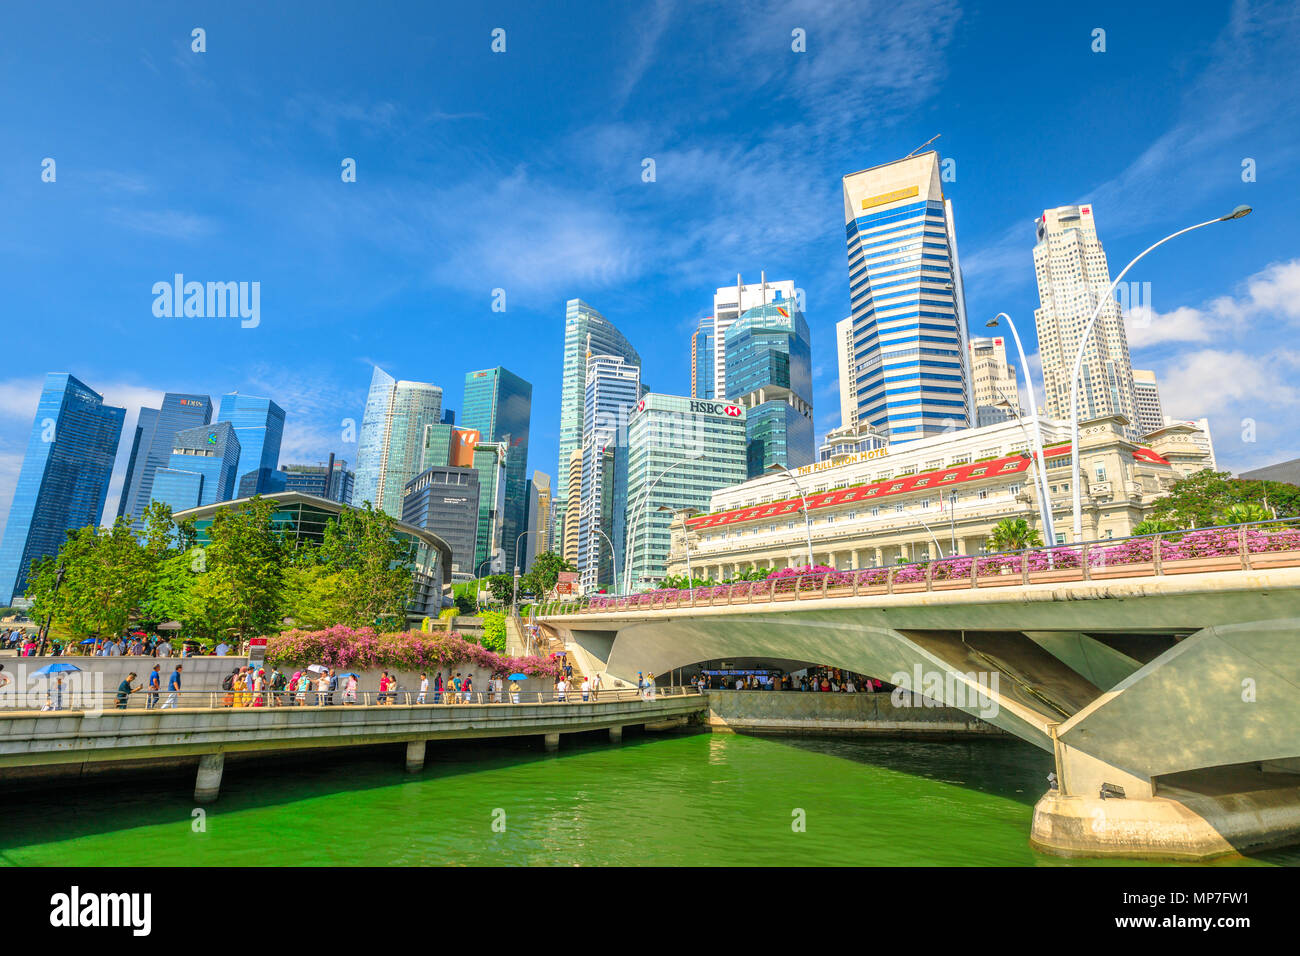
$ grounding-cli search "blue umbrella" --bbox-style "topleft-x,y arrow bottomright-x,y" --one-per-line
32,662 -> 82,676
79,638 -> 99,645
508,673 -> 529,681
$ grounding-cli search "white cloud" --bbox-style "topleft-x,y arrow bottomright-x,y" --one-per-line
1125,304 -> 1214,349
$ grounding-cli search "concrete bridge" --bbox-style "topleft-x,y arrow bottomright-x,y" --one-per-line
536,529 -> 1300,860
0,690 -> 705,802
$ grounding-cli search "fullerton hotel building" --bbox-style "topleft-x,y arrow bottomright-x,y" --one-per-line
665,414 -> 1213,582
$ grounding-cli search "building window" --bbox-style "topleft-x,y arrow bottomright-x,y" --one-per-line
921,499 -> 931,509
978,490 -> 988,500
1009,483 -> 1021,495
895,503 -> 904,512
1095,464 -> 1107,481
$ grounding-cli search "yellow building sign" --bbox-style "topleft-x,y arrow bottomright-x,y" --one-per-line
794,446 -> 890,477
860,185 -> 919,211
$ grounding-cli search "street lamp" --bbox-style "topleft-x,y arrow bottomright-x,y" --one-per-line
1068,206 -> 1251,542
765,463 -> 815,569
993,396 -> 1053,544
986,314 -> 1055,543
658,505 -> 700,584
39,563 -> 66,656
511,530 -> 540,608
590,527 -> 619,596
623,452 -> 704,594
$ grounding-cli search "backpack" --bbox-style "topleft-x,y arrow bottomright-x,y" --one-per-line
221,673 -> 235,691
271,672 -> 286,690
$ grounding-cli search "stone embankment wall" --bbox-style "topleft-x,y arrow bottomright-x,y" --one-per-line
705,689 -> 1002,737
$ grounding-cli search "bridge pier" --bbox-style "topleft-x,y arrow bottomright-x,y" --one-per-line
608,725 -> 623,744
543,732 -> 560,752
194,753 -> 224,803
405,740 -> 426,772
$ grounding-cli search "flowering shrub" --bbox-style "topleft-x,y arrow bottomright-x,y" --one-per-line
265,625 -> 559,677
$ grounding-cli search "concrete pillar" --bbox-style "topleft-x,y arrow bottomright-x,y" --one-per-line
194,753 -> 224,804
544,732 -> 560,752
405,739 -> 426,773
608,725 -> 623,743
874,547 -> 884,567
850,549 -> 860,570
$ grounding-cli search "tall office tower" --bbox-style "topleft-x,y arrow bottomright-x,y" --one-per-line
841,152 -> 972,440
690,315 -> 715,399
279,455 -> 354,503
1132,369 -> 1165,436
724,300 -> 815,478
550,496 -> 564,558
117,393 -> 212,525
216,392 -> 286,498
353,366 -> 444,518
1033,204 -> 1140,436
461,367 -> 532,573
624,394 -> 748,590
470,440 -> 507,572
151,422 -> 242,513
577,353 -> 640,593
835,316 -> 856,429
968,336 -> 1020,427
711,273 -> 797,400
0,374 -> 125,603
559,300 -> 642,505
524,471 -> 552,568
402,465 -> 480,578
562,448 -> 582,568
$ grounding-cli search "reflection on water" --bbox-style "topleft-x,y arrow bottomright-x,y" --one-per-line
0,731 -> 1293,867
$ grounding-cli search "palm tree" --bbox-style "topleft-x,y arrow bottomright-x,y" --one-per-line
987,517 -> 1043,552
1215,502 -> 1273,525
1131,518 -> 1181,536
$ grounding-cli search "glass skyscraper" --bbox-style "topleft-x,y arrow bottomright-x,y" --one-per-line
151,422 -> 242,512
724,299 -> 815,478
558,300 -> 641,504
216,393 -> 287,497
0,374 -> 125,603
461,367 -> 532,572
578,353 -> 640,593
117,392 -> 213,526
624,394 -> 748,590
841,151 -> 972,441
353,366 -> 444,518
690,315 -> 715,399
470,441 -> 507,572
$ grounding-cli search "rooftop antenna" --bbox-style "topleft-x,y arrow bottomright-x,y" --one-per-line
904,133 -> 941,159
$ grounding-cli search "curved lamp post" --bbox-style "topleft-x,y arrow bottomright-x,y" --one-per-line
510,530 -> 540,608
623,452 -> 704,594
765,463 -> 816,569
1068,206 -> 1252,542
591,527 -> 619,597
986,313 -> 1055,543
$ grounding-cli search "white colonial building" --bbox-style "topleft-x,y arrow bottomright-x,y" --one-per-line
666,414 -> 1213,581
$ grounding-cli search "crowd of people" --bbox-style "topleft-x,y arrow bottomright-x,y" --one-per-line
692,667 -> 892,694
2,628 -> 246,659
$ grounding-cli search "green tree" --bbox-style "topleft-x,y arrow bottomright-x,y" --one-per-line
519,551 -> 575,597
724,567 -> 771,583
987,517 -> 1043,552
188,498 -> 286,641
661,573 -> 713,590
479,609 -> 507,653
318,502 -> 413,627
27,518 -> 151,640
483,574 -> 515,606
1148,470 -> 1300,528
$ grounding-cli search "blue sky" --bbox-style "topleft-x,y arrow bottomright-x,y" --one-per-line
3,0 -> 1299,533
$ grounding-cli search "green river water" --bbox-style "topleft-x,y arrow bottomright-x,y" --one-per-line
1,731 -> 1294,866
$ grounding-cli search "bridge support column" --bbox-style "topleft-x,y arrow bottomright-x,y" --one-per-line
194,753 -> 224,804
543,732 -> 560,752
405,740 -> 426,772
608,725 -> 623,744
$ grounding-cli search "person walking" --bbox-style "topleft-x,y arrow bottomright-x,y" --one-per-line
343,672 -> 358,704
590,672 -> 602,702
418,672 -> 428,704
326,668 -> 338,706
316,671 -> 329,706
269,666 -> 285,706
146,664 -> 161,710
462,674 -> 473,703
296,671 -> 311,706
509,678 -> 520,704
555,676 -> 568,703
161,665 -> 182,709
580,676 -> 591,702
116,672 -> 140,709
493,675 -> 503,704
645,672 -> 656,700
434,671 -> 443,704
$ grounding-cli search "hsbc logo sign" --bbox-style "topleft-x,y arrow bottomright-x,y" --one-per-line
689,400 -> 743,418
